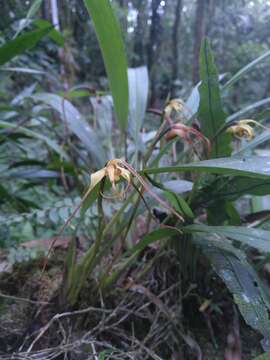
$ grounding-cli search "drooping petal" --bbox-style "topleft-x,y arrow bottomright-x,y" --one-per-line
90,168 -> 106,190
106,163 -> 117,190
165,127 -> 187,141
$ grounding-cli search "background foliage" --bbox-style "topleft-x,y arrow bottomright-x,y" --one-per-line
1,0 -> 270,359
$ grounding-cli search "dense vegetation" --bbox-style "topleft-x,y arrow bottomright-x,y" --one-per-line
1,0 -> 270,359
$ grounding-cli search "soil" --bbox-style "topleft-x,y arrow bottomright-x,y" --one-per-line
0,249 -> 264,359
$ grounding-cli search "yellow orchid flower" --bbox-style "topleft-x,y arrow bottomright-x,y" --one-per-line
226,124 -> 254,140
164,99 -> 185,117
62,159 -> 184,233
90,159 -> 131,198
43,160 -> 131,271
226,119 -> 267,140
43,158 -> 184,272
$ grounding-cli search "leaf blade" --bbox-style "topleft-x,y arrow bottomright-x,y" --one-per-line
0,26 -> 52,66
223,50 -> 270,90
143,156 -> 270,179
83,0 -> 129,132
198,38 -> 231,157
227,97 -> 270,123
196,236 -> 270,352
32,93 -> 107,167
128,66 -> 149,143
34,19 -> 65,46
186,224 -> 270,253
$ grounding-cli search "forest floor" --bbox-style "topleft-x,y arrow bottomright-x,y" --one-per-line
0,244 -> 264,360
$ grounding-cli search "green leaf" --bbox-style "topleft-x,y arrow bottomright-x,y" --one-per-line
194,234 -> 270,352
83,0 -> 128,132
60,89 -> 91,98
162,180 -> 193,194
143,156 -> 270,179
223,50 -> 270,90
14,0 -> 43,37
89,95 -> 114,158
185,82 -> 200,119
0,66 -> 45,74
224,202 -> 241,225
102,228 -> 179,288
0,120 -> 69,160
227,97 -> 270,123
0,184 -> 39,212
191,176 -> 270,209
0,26 -> 52,66
198,38 -> 231,157
32,93 -> 106,167
206,200 -> 239,226
254,109 -> 270,122
186,224 -> 270,253
130,228 -> 179,255
146,175 -> 194,219
219,177 -> 270,199
25,0 -> 43,19
34,19 -> 65,46
80,182 -> 102,217
6,169 -> 60,179
253,354 -> 270,360
128,66 -> 149,157
65,238 -> 77,291
236,131 -> 270,156
164,191 -> 194,219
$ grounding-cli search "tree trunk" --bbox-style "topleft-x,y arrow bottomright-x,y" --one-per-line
192,0 -> 207,84
50,0 -> 60,31
147,0 -> 163,105
118,0 -> 125,7
132,0 -> 147,67
50,0 -> 70,90
171,0 -> 183,96
41,1 -> 50,21
205,0 -> 216,37
147,0 -> 161,72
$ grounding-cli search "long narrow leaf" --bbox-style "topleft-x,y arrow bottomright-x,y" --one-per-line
236,131 -> 270,156
0,120 -> 69,160
223,50 -> 270,90
186,224 -> 270,253
83,0 -> 129,132
253,354 -> 270,360
0,27 -> 52,66
227,97 -> 270,123
14,0 -> 43,38
34,19 -> 65,46
0,67 -> 44,74
195,234 -> 270,352
32,93 -> 106,167
143,156 -> 270,179
214,177 -> 270,200
128,66 -> 149,155
102,228 -> 179,288
198,38 -> 231,157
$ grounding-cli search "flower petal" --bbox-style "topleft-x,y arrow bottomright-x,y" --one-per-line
90,168 -> 106,191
